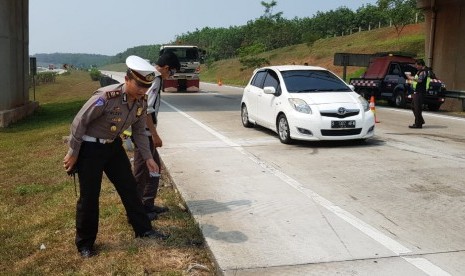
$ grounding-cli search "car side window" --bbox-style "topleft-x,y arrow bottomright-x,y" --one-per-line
263,70 -> 281,95
251,71 -> 267,88
388,63 -> 401,76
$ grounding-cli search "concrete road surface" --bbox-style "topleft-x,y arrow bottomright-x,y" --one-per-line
102,72 -> 465,275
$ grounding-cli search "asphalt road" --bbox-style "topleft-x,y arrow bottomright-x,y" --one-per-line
103,72 -> 465,275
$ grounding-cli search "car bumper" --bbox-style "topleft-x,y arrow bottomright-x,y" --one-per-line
286,110 -> 375,141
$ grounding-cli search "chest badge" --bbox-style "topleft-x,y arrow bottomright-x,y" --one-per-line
137,107 -> 143,116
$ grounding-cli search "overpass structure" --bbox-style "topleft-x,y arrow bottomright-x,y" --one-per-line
0,0 -> 37,127
0,0 -> 464,127
418,0 -> 465,111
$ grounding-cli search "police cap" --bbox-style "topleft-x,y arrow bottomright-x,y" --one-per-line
126,55 -> 156,86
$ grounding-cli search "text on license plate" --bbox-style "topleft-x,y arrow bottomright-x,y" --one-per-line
331,120 -> 356,128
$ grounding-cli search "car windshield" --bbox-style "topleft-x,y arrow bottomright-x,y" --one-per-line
281,70 -> 351,93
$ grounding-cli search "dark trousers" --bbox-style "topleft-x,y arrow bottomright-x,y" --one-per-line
75,138 -> 152,250
412,92 -> 425,126
133,136 -> 160,211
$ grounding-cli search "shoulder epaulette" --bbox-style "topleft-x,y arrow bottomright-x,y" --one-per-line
106,90 -> 122,99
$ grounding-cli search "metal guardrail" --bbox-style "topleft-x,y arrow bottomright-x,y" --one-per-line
444,90 -> 465,111
444,90 -> 465,99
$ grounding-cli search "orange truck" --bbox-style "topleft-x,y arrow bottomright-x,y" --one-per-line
349,53 -> 446,110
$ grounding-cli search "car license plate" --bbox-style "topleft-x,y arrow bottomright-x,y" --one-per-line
331,120 -> 355,128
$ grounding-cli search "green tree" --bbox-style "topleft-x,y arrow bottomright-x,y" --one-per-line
355,4 -> 387,31
377,0 -> 418,37
237,43 -> 270,70
260,0 -> 283,20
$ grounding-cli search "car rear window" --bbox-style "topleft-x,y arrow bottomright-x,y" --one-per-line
281,70 -> 351,93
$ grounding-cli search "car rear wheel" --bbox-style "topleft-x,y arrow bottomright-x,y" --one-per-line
277,114 -> 292,144
241,104 -> 253,128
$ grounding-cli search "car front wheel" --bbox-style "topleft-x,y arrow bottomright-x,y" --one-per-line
277,114 -> 292,144
241,104 -> 253,128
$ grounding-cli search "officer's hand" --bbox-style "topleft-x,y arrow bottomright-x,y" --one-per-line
146,158 -> 159,173
63,153 -> 77,173
152,134 -> 162,148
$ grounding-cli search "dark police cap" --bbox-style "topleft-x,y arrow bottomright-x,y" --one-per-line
126,55 -> 156,85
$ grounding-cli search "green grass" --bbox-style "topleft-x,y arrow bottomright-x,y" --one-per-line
0,70 -> 215,275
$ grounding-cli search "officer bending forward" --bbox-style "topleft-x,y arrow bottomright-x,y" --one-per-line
63,56 -> 167,258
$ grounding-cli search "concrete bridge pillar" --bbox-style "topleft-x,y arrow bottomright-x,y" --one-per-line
0,0 -> 37,127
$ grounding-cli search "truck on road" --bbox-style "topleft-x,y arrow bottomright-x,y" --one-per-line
159,45 -> 202,92
349,53 -> 446,111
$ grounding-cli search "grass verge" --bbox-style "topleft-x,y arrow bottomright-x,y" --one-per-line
0,70 -> 215,275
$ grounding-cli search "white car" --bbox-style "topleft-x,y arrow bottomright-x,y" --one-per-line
240,65 -> 375,144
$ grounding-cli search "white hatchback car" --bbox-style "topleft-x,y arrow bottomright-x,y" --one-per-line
241,65 -> 375,144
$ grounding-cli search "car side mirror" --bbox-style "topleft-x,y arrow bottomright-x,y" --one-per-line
263,86 -> 276,94
348,84 -> 355,91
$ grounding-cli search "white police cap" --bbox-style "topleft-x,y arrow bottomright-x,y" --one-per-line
126,55 -> 156,85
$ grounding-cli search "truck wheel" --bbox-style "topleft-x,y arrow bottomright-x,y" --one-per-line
395,91 -> 406,108
428,103 -> 441,111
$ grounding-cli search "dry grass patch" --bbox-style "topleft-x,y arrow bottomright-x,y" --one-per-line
0,70 -> 216,275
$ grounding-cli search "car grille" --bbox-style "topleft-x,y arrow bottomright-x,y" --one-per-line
321,128 -> 362,136
320,109 -> 360,118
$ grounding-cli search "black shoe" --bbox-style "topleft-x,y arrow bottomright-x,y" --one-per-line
139,230 -> 169,240
145,205 -> 169,214
409,124 -> 422,129
147,211 -> 158,221
79,247 -> 96,258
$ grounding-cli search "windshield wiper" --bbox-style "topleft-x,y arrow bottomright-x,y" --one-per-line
295,89 -> 320,92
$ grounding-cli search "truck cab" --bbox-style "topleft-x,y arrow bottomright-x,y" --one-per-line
350,53 -> 446,110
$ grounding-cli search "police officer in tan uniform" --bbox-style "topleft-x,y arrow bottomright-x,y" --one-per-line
63,55 -> 167,258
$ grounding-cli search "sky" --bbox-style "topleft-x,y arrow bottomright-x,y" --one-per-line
29,0 -> 378,56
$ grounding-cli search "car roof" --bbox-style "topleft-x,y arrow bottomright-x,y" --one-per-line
257,65 -> 327,72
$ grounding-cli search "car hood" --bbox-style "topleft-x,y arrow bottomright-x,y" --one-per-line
293,92 -> 359,105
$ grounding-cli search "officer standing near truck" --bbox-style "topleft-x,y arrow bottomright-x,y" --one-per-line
133,51 -> 180,219
408,59 -> 427,128
63,55 -> 168,258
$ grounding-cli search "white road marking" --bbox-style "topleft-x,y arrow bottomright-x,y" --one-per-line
162,99 -> 452,276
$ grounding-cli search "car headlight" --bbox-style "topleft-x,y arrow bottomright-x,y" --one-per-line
288,98 -> 312,114
358,96 -> 370,112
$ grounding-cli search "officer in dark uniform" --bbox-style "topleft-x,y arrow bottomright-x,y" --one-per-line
63,55 -> 167,258
408,59 -> 427,128
133,51 -> 180,219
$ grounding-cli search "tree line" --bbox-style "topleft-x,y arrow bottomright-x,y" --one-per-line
34,0 -> 421,69
112,0 -> 421,66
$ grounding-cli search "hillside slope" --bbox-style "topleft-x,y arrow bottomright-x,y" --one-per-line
200,24 -> 425,86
